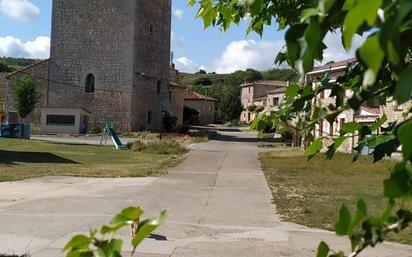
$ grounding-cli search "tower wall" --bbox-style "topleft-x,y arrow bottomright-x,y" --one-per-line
49,0 -> 137,131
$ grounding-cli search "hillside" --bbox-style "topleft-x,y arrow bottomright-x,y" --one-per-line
0,57 -> 41,71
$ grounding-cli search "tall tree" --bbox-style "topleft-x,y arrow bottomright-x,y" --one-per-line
219,86 -> 243,122
12,76 -> 40,139
190,0 -> 412,256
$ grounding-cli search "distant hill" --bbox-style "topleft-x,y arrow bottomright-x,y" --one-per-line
181,68 -> 298,89
0,57 -> 41,71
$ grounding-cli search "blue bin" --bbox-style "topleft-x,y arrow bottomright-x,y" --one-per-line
0,124 -> 31,139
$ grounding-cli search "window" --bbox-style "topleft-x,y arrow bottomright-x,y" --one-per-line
149,24 -> 154,35
157,80 -> 161,94
395,104 -> 404,111
329,121 -> 334,136
319,120 -> 323,136
340,118 -> 345,131
85,73 -> 95,93
320,91 -> 325,99
147,111 -> 152,124
47,115 -> 75,126
0,102 -> 4,113
273,97 -> 280,106
169,91 -> 172,102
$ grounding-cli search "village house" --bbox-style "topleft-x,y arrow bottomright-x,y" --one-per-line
240,80 -> 288,124
183,91 -> 217,125
4,0 -> 174,134
307,58 -> 412,153
169,64 -> 186,125
0,72 -> 8,124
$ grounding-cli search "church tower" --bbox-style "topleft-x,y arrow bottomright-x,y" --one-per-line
48,0 -> 171,132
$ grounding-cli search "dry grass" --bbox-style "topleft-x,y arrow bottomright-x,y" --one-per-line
0,138 -> 185,182
259,150 -> 412,245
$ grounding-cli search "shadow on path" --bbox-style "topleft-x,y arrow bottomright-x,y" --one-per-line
0,150 -> 80,165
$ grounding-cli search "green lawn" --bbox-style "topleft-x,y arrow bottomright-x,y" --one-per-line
259,150 -> 412,245
0,138 -> 186,182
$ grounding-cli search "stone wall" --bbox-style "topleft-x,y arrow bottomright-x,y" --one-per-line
5,60 -> 49,126
48,0 -> 171,132
184,100 -> 215,125
0,72 -> 8,123
131,0 -> 171,131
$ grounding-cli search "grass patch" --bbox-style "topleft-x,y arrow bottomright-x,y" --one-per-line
0,138 -> 185,182
259,150 -> 412,245
128,140 -> 189,155
120,131 -> 159,141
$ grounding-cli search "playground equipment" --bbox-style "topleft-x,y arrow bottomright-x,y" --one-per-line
100,123 -> 125,149
0,124 -> 31,139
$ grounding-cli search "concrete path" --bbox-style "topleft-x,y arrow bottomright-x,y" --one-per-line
0,131 -> 411,257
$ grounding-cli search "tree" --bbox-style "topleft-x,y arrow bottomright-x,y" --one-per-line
219,86 -> 243,122
190,0 -> 412,256
197,69 -> 207,74
0,61 -> 14,72
12,75 -> 40,139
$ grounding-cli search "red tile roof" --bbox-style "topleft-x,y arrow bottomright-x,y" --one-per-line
240,80 -> 288,87
308,58 -> 357,75
184,90 -> 217,101
360,106 -> 380,115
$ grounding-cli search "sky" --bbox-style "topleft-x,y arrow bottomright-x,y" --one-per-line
0,0 -> 359,74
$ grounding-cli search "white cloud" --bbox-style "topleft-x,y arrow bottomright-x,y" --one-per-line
322,31 -> 366,64
175,56 -> 205,73
172,8 -> 184,19
0,0 -> 40,22
171,32 -> 185,50
0,36 -> 50,59
213,40 -> 284,73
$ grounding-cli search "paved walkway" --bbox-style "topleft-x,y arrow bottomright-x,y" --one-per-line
0,131 -> 411,256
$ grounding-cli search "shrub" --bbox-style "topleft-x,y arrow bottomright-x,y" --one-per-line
163,113 -> 177,132
129,140 -> 189,155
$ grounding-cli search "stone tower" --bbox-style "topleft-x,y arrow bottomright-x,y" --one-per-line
48,0 -> 171,132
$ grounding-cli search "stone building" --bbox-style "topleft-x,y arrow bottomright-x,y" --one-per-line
240,80 -> 288,123
45,0 -> 172,132
3,1 -> 172,133
169,65 -> 185,125
5,60 -> 49,125
307,58 -> 411,153
184,91 -> 217,125
0,72 -> 8,123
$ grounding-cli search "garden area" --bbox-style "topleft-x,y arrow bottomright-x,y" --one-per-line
0,138 -> 187,182
260,150 -> 412,245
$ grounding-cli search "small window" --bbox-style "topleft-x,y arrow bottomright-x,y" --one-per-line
47,115 -> 75,126
340,118 -> 345,131
319,120 -> 323,136
149,24 -> 154,35
273,97 -> 280,106
147,111 -> 152,124
85,73 -> 95,93
329,121 -> 334,136
157,80 -> 161,94
169,91 -> 172,102
395,104 -> 404,111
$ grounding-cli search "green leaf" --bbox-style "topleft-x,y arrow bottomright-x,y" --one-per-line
131,210 -> 168,248
341,122 -> 362,134
349,199 -> 367,234
397,119 -> 412,161
384,163 -> 411,198
343,0 -> 382,49
306,138 -> 323,160
121,207 -> 144,220
359,35 -> 384,86
395,65 -> 412,104
63,235 -> 91,251
286,84 -> 300,98
316,241 -> 330,257
370,114 -> 387,131
335,204 -> 351,236
326,136 -> 346,160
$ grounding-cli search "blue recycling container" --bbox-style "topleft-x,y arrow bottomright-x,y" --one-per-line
0,124 -> 31,139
